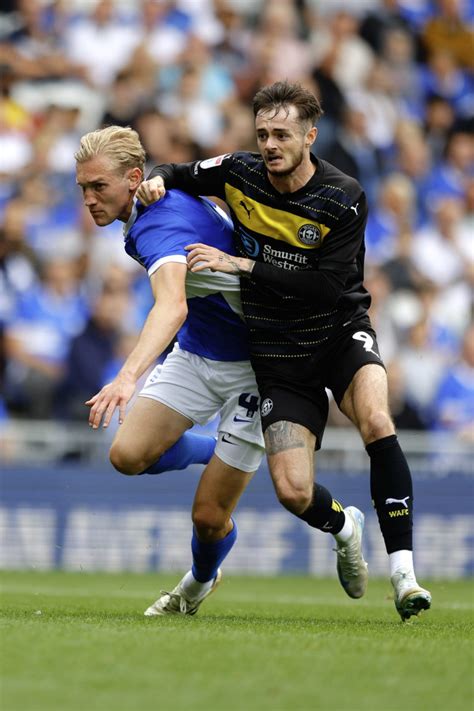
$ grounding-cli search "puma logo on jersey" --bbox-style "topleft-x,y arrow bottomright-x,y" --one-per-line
350,203 -> 359,216
385,496 -> 410,508
240,200 -> 254,219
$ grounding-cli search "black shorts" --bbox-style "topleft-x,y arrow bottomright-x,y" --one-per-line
252,317 -> 385,449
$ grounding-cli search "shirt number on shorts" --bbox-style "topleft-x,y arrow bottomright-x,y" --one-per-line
352,331 -> 380,358
238,393 -> 260,418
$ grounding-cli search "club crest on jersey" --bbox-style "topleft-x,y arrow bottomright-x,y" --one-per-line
297,223 -> 321,246
261,398 -> 273,417
199,154 -> 231,170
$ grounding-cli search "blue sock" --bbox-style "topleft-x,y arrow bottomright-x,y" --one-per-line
143,432 -> 216,475
191,519 -> 238,583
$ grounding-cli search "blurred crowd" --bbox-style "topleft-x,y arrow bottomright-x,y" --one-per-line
0,0 -> 473,441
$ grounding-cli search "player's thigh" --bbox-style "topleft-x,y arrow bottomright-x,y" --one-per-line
325,321 -> 383,401
141,347 -> 226,425
112,396 -> 193,461
192,454 -> 254,524
339,363 -> 394,437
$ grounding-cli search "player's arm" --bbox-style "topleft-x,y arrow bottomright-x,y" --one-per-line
186,196 -> 367,307
86,263 -> 187,429
186,242 -> 256,277
136,158 -> 229,205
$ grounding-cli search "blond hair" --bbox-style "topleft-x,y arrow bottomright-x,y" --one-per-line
75,125 -> 146,174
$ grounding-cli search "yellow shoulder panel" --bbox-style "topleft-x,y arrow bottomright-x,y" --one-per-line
225,184 -> 330,250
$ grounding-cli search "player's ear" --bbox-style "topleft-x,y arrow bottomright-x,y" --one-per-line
128,167 -> 143,191
306,126 -> 317,148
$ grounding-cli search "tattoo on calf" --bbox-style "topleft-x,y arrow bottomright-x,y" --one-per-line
265,422 -> 306,455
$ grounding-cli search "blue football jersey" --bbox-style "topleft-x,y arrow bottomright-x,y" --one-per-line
123,189 -> 249,361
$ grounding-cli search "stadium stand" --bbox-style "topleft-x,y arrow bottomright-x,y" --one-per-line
0,0 -> 472,436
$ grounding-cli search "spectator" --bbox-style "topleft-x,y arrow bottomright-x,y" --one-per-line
423,93 -> 457,163
398,315 -> 449,424
126,0 -> 191,72
411,196 -> 472,288
63,0 -> 139,89
1,0 -> 84,83
0,199 -> 39,327
422,0 -> 474,70
431,323 -> 474,441
424,125 -> 474,208
248,0 -> 313,83
309,9 -> 375,93
419,49 -> 474,119
4,256 -> 88,418
386,359 -> 428,430
392,120 -> 433,223
8,174 -> 82,262
319,102 -> 383,205
365,172 -> 417,266
381,27 -> 424,119
56,285 -> 131,419
159,62 -> 226,150
99,70 -> 152,129
346,59 -> 400,154
0,67 -> 34,190
359,0 -> 417,56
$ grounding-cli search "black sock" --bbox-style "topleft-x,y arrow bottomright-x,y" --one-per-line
297,483 -> 345,534
366,434 -> 413,554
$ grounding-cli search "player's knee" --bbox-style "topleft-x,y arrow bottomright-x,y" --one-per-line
192,504 -> 228,541
362,410 -> 394,444
274,479 -> 312,515
109,442 -> 145,476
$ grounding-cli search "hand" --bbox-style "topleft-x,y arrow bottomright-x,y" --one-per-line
185,243 -> 254,275
85,378 -> 136,429
135,176 -> 166,206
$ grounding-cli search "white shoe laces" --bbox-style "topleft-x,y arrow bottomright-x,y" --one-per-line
159,590 -> 193,614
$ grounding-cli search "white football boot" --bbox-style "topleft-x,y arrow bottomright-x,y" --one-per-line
335,506 -> 369,599
144,569 -> 222,617
391,569 -> 431,621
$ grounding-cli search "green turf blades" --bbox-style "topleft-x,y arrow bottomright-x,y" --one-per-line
1,571 -> 473,711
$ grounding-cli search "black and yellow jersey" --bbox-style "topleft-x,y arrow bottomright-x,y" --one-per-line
149,152 -> 371,361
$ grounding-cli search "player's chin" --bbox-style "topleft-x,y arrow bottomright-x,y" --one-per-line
266,162 -> 291,176
90,212 -> 112,226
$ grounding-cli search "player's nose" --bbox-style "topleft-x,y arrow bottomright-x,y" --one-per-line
83,189 -> 97,206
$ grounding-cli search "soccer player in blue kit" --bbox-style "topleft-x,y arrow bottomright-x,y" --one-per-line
75,125 -> 265,616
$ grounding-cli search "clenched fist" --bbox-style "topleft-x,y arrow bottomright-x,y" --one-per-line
136,176 -> 166,205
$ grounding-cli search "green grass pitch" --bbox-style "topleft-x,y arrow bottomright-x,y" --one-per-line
1,571 -> 473,711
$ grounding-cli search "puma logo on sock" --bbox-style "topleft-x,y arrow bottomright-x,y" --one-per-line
385,496 -> 410,508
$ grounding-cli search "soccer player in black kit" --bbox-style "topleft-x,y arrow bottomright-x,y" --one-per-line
137,81 -> 431,621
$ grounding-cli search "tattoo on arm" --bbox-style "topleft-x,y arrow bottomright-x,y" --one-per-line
265,422 -> 307,455
227,255 -> 243,273
219,254 -> 254,275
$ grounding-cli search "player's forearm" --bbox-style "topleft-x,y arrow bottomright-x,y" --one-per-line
148,162 -> 201,194
219,253 -> 255,276
118,303 -> 187,382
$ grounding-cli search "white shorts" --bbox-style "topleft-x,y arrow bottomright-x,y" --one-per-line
139,345 -> 265,472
